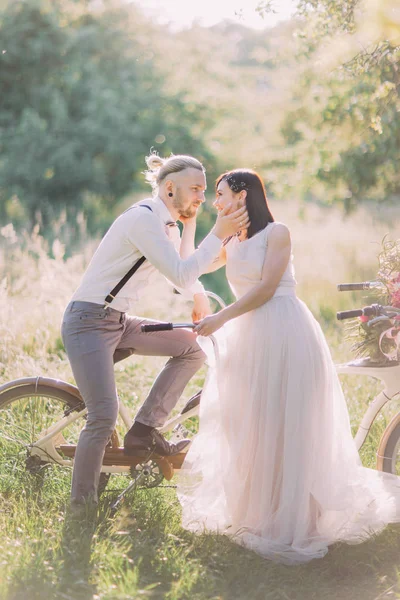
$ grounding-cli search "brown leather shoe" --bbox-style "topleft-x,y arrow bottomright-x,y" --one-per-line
123,428 -> 191,457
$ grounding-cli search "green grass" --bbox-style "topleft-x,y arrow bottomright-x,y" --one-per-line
1,479 -> 400,600
1,343 -> 400,600
1,213 -> 400,599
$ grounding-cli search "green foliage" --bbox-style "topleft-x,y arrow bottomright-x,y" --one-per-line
0,0 -> 398,254
272,0 -> 400,210
0,0 -> 213,233
296,0 -> 360,37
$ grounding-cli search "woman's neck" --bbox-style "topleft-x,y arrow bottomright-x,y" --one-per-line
237,229 -> 248,242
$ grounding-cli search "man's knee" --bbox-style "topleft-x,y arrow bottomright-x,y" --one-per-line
182,334 -> 206,365
85,411 -> 118,441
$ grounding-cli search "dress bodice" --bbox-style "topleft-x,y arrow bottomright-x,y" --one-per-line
225,222 -> 296,299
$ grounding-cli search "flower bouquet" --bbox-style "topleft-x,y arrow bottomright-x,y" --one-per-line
347,237 -> 400,362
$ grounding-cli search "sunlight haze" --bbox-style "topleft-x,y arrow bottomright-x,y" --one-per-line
134,0 -> 297,29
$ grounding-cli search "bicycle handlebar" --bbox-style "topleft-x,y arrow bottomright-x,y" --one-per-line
141,323 -> 174,332
141,290 -> 226,334
337,281 -> 383,291
337,305 -> 381,321
141,322 -> 195,332
338,283 -> 368,291
337,309 -> 364,320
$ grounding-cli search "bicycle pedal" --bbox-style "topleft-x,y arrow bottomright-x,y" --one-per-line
170,423 -> 190,443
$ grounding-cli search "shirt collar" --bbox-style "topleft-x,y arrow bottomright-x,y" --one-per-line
153,196 -> 177,226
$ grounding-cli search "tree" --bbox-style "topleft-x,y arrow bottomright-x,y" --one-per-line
0,0 -> 213,232
270,0 -> 400,209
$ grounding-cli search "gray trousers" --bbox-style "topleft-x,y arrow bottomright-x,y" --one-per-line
61,301 -> 206,504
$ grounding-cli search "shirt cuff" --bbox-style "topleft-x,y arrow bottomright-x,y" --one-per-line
191,280 -> 206,296
174,279 -> 205,300
198,233 -> 222,257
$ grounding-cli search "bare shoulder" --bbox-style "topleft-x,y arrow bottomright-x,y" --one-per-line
269,222 -> 291,245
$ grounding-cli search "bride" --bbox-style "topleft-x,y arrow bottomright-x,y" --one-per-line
177,168 -> 400,565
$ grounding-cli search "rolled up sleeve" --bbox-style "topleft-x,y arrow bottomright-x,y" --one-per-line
125,211 -> 221,290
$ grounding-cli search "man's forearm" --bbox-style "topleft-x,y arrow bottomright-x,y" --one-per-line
132,216 -> 222,289
220,282 -> 275,323
180,222 -> 196,259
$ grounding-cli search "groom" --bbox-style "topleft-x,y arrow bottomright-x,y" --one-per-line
62,153 -> 249,505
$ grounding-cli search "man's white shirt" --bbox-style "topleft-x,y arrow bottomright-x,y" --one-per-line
71,196 -> 222,312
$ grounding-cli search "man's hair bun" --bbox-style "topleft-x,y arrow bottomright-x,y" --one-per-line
143,152 -> 205,190
145,153 -> 165,172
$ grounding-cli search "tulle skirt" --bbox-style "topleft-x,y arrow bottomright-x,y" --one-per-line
177,291 -> 400,564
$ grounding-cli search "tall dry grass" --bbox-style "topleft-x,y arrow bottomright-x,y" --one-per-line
0,201 -> 399,383
275,201 -> 400,315
0,221 -> 190,384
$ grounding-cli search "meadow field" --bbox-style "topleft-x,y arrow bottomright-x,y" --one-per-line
1,201 -> 400,600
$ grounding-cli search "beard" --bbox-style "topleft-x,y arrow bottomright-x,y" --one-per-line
173,187 -> 198,219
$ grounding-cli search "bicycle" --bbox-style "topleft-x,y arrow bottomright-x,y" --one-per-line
147,282 -> 400,477
1,285 -> 400,513
335,281 -> 400,475
0,291 -> 225,512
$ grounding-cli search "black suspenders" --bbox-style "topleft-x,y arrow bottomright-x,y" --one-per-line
103,204 -> 153,308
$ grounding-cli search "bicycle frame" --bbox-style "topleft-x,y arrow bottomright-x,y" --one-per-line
336,359 -> 400,451
29,404 -> 133,474
11,291 -> 400,474
29,335 -> 220,473
28,292 -> 226,474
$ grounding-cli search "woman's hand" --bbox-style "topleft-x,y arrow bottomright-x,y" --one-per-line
193,311 -> 227,336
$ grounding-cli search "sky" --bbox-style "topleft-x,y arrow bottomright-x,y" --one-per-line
134,0 -> 297,30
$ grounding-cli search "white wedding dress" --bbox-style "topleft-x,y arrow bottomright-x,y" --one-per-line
178,222 -> 400,565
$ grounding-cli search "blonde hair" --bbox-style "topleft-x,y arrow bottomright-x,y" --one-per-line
144,152 -> 205,190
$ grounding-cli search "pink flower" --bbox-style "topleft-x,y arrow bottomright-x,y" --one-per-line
388,273 -> 400,293
359,315 -> 370,323
391,290 -> 400,308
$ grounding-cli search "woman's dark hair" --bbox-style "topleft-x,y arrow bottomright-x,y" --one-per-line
216,169 -> 274,240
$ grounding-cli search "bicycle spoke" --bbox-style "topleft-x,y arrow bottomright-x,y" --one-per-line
0,418 -> 36,437
0,393 -> 84,482
1,433 -> 29,446
0,400 -> 58,446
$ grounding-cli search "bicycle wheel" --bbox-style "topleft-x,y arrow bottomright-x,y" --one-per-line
0,377 -> 110,494
377,412 -> 400,475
